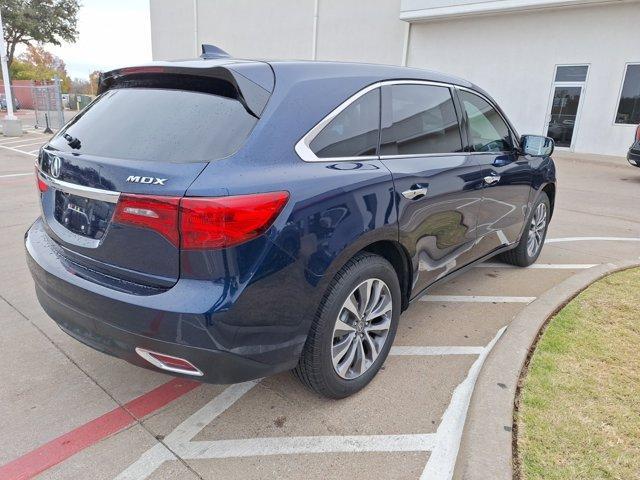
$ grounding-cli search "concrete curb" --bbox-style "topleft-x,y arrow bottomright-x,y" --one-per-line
453,259 -> 640,480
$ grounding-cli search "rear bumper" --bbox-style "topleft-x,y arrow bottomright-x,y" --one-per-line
26,219 -> 307,384
628,148 -> 640,167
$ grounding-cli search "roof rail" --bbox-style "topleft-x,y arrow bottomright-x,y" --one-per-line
200,44 -> 231,59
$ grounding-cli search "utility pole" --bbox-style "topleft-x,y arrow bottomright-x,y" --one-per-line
0,7 -> 22,135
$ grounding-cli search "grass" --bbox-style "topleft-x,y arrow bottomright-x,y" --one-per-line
516,267 -> 640,480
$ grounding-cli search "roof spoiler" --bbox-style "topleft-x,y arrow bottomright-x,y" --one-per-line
97,62 -> 273,118
200,44 -> 231,59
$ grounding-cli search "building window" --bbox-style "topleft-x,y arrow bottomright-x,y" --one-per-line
616,64 -> 640,125
555,65 -> 588,83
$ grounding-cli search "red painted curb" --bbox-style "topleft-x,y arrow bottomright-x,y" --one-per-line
0,378 -> 200,480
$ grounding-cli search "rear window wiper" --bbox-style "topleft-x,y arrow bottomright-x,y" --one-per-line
63,133 -> 82,149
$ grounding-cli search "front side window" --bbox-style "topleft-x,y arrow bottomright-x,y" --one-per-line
616,64 -> 640,125
309,89 -> 380,158
380,84 -> 462,156
460,91 -> 512,153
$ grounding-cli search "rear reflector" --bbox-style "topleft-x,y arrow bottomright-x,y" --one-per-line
135,347 -> 203,376
36,169 -> 48,193
113,194 -> 180,246
179,191 -> 289,249
112,191 -> 289,249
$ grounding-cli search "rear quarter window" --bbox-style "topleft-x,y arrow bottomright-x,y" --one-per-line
309,88 -> 380,158
49,85 -> 258,163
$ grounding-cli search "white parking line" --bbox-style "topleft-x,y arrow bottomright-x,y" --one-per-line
0,135 -> 44,145
421,326 -> 506,479
421,295 -> 536,304
390,346 -> 485,356
0,172 -> 31,178
176,434 -> 437,460
8,140 -> 47,148
476,262 -> 597,269
546,236 -> 640,243
116,337 -> 501,480
0,144 -> 37,156
115,381 -> 259,480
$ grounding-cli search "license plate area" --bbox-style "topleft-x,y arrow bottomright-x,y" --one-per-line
54,190 -> 114,239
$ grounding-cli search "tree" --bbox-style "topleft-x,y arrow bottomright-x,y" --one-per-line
8,44 -> 71,91
69,77 -> 89,94
1,0 -> 80,68
88,69 -> 99,95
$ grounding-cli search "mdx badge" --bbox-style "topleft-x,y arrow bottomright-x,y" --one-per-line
126,175 -> 167,185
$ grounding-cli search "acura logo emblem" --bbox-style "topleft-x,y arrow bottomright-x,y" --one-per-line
50,156 -> 61,179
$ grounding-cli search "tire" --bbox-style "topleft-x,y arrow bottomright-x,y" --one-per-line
499,192 -> 550,267
293,252 -> 401,399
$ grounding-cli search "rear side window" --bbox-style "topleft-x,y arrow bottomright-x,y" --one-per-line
459,91 -> 513,153
381,84 -> 462,156
48,83 -> 258,163
309,89 -> 380,158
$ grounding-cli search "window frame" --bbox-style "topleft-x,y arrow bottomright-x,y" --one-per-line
295,79 -> 518,162
308,87 -> 381,160
454,86 -> 519,155
379,83 -> 464,158
553,64 -> 590,84
542,64 -> 590,151
613,62 -> 640,126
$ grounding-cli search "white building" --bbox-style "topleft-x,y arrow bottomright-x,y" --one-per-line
149,0 -> 640,157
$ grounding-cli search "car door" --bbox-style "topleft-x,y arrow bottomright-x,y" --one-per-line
456,89 -> 533,258
379,82 -> 483,298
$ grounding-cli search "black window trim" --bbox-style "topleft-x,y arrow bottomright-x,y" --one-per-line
614,62 -> 640,126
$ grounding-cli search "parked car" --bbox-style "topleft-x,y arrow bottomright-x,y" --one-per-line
628,124 -> 640,167
0,94 -> 21,110
26,48 -> 556,398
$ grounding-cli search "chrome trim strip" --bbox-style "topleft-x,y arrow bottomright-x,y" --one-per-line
38,169 -> 121,203
379,152 -> 468,160
295,79 -> 458,163
135,347 -> 204,377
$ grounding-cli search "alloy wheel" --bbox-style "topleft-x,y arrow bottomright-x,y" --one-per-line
331,278 -> 393,380
527,202 -> 547,257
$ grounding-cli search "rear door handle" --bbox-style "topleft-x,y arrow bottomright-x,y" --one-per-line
402,185 -> 428,200
483,175 -> 501,185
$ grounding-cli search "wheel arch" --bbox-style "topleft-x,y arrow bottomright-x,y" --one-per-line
541,182 -> 556,218
360,240 -> 412,312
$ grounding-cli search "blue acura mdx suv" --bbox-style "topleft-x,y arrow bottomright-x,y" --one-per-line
26,47 -> 556,398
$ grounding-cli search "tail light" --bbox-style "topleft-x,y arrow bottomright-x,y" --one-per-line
180,191 -> 289,249
36,168 -> 48,193
636,124 -> 640,142
112,191 -> 289,249
113,194 -> 180,246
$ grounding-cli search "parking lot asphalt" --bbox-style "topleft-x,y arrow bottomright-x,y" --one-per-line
0,141 -> 638,480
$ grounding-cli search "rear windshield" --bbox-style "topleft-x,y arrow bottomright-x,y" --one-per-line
48,86 -> 258,163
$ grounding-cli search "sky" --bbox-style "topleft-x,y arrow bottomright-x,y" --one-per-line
17,0 -> 152,80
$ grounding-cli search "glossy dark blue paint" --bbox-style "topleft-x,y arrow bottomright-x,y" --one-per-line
26,59 -> 556,383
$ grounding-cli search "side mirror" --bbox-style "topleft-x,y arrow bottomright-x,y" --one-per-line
521,135 -> 554,157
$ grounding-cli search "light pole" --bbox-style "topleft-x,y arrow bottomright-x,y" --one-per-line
0,7 -> 21,135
